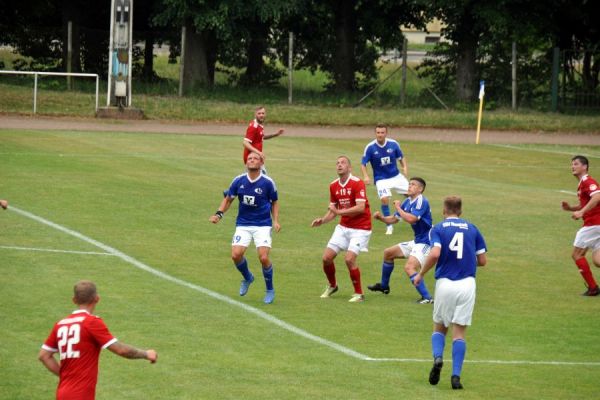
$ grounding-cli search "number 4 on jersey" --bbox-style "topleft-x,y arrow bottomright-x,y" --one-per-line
449,232 -> 464,259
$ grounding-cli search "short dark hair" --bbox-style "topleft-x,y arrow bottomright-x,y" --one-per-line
410,177 -> 426,192
443,196 -> 462,216
572,155 -> 589,168
375,124 -> 387,131
73,280 -> 98,305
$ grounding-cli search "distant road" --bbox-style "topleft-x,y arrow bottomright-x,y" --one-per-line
1,114 -> 598,145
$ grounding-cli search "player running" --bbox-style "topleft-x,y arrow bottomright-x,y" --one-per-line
311,156 -> 372,303
361,124 -> 408,235
368,177 -> 434,303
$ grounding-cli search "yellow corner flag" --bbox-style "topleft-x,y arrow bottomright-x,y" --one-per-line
476,80 -> 485,144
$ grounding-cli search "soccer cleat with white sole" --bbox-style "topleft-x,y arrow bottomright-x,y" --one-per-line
320,285 -> 339,298
385,225 -> 394,235
263,289 -> 275,304
348,294 -> 365,303
416,297 -> 434,304
239,274 -> 255,296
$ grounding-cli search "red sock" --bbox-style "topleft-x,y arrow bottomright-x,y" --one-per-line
349,268 -> 363,294
323,262 -> 337,288
575,258 -> 598,288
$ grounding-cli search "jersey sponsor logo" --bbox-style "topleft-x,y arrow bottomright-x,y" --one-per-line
243,195 -> 256,205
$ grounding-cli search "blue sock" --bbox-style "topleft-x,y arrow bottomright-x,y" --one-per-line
235,258 -> 253,281
452,339 -> 466,376
432,332 -> 445,359
381,204 -> 391,217
410,273 -> 432,299
381,261 -> 395,288
262,264 -> 273,291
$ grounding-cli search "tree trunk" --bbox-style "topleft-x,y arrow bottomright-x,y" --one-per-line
181,19 -> 213,93
455,37 -> 477,101
142,29 -> 155,81
332,1 -> 357,92
242,20 -> 269,85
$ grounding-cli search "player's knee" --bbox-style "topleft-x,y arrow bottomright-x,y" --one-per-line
258,254 -> 270,266
231,253 -> 244,264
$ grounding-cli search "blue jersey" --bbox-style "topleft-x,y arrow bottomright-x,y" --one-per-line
227,173 -> 278,227
429,217 -> 487,281
361,139 -> 404,182
394,194 -> 432,244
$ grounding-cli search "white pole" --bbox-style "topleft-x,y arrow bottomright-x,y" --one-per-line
67,20 -> 72,90
288,32 -> 293,104
95,75 -> 99,112
107,0 -> 116,106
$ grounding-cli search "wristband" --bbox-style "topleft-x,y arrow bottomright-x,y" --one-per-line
215,211 -> 224,219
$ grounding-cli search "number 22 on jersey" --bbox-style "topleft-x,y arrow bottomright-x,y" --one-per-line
57,324 -> 81,360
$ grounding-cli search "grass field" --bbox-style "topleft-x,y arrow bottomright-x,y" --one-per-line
1,128 -> 599,399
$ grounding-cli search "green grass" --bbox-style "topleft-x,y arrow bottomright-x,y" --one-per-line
1,128 -> 599,399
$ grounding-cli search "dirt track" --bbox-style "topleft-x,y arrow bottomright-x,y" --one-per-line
1,114 -> 598,145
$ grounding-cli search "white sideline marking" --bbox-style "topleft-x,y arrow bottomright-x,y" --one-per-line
0,245 -> 114,256
558,190 -> 577,196
8,206 -> 370,361
8,205 -> 600,367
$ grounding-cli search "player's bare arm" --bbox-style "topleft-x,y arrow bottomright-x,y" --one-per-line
311,209 -> 336,227
399,158 -> 408,176
477,253 -> 487,267
271,200 -> 281,232
264,129 -> 284,140
243,140 -> 265,161
373,211 -> 399,225
38,348 -> 60,376
561,201 -> 581,211
393,200 -> 418,224
328,201 -> 365,217
359,164 -> 371,185
413,246 -> 440,286
572,192 -> 600,219
209,196 -> 234,224
108,342 -> 158,363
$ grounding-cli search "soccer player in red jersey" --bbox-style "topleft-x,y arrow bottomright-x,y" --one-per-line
311,156 -> 372,302
562,155 -> 600,296
39,281 -> 157,400
243,106 -> 284,164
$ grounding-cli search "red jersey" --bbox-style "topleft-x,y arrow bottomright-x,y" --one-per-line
243,119 -> 264,163
329,175 -> 372,230
578,174 -> 600,226
42,310 -> 117,400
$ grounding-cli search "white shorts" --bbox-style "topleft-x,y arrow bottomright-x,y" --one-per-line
327,224 -> 372,255
232,226 -> 272,248
573,225 -> 600,251
433,277 -> 476,327
398,241 -> 430,266
375,174 -> 409,199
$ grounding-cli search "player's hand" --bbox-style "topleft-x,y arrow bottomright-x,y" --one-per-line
412,273 -> 422,286
561,201 -> 571,211
276,129 -> 284,136
209,215 -> 220,224
0,199 -> 7,210
363,176 -> 371,185
311,218 -> 323,227
273,222 -> 281,233
572,211 -> 584,220
146,350 -> 158,364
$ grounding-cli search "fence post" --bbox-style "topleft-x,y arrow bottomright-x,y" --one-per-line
33,73 -> 38,114
511,41 -> 517,110
288,31 -> 293,105
178,26 -> 186,97
551,47 -> 559,112
401,38 -> 408,106
67,21 -> 72,90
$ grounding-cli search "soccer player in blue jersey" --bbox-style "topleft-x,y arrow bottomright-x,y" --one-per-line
361,125 -> 408,235
413,196 -> 487,390
368,177 -> 434,303
209,152 -> 281,304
